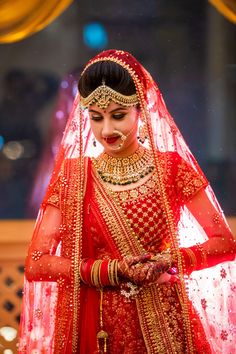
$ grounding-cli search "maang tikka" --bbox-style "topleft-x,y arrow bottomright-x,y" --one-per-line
80,80 -> 139,110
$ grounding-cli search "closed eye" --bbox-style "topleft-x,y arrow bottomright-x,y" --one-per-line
91,115 -> 103,121
112,113 -> 126,120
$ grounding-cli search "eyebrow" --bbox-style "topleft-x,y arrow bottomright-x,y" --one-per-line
88,107 -> 128,114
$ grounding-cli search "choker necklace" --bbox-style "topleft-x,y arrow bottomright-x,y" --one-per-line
92,146 -> 155,185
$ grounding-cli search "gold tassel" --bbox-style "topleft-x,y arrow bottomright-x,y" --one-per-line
97,288 -> 109,353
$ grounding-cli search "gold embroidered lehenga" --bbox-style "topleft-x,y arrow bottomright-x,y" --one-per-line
19,50 -> 236,354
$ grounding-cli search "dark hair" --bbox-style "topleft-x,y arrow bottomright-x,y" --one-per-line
78,61 -> 136,97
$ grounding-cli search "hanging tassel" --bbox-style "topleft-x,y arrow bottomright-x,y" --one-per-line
97,288 -> 109,353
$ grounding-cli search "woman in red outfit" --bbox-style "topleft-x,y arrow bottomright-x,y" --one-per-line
19,50 -> 236,354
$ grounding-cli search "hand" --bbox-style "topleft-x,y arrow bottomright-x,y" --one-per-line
118,253 -> 177,286
130,261 -> 162,286
118,254 -> 162,286
118,254 -> 151,282
129,264 -> 179,286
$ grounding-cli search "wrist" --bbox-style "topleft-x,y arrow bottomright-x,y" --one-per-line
178,244 -> 208,275
79,258 -> 119,287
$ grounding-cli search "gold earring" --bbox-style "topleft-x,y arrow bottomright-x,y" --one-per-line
138,123 -> 147,144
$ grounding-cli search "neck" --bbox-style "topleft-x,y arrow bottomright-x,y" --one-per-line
93,144 -> 154,186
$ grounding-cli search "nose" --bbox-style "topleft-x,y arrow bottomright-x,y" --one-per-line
102,117 -> 114,137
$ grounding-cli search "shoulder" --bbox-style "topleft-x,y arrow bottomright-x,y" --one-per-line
63,156 -> 91,171
156,150 -> 181,172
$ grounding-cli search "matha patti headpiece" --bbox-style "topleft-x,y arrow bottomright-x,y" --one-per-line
80,80 -> 139,110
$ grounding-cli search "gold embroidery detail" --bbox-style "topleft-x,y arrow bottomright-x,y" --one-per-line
47,194 -> 59,206
213,213 -> 220,224
176,161 -> 207,200
93,170 -> 180,353
114,172 -> 158,203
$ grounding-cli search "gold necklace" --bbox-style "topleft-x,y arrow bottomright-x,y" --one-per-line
92,145 -> 154,185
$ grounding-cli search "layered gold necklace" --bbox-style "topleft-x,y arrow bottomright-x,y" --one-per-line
92,145 -> 154,185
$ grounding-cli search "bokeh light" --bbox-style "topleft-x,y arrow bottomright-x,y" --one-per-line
0,135 -> 4,150
83,22 -> 108,49
3,141 -> 24,160
2,140 -> 36,160
0,326 -> 17,341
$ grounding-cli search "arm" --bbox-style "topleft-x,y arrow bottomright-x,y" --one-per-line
25,205 -> 71,282
25,205 -> 157,286
182,188 -> 236,273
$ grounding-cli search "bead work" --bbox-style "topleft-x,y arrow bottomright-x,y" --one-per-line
92,145 -> 154,185
80,81 -> 139,109
31,250 -> 43,261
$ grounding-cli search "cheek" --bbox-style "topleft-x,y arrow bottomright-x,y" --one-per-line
127,113 -> 139,135
122,115 -> 137,132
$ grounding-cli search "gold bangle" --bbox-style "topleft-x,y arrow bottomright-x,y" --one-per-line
112,259 -> 119,285
91,260 -> 103,287
185,248 -> 197,271
109,260 -> 115,286
108,260 -> 117,286
96,260 -> 103,287
90,261 -> 96,285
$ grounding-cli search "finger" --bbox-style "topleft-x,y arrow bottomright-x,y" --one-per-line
125,253 -> 152,266
138,253 -> 152,263
146,264 -> 158,282
157,273 -> 171,284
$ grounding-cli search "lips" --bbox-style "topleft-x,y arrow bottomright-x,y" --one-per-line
104,136 -> 119,144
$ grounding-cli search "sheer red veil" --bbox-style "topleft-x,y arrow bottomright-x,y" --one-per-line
19,49 -> 236,353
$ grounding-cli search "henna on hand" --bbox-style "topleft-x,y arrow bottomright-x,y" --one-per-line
118,253 -> 151,280
118,252 -> 174,286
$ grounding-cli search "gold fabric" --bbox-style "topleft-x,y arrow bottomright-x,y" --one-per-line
0,0 -> 73,43
209,0 -> 236,24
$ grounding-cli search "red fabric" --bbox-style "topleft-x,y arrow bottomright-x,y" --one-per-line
86,158 -> 212,353
19,50 -> 236,354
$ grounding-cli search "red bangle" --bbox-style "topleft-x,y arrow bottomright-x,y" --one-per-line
100,260 -> 110,286
80,259 -> 95,285
180,248 -> 197,275
189,245 -> 207,270
180,244 -> 208,275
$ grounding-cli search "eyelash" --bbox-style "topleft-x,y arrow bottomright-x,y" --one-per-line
113,113 -> 125,120
91,116 -> 102,121
91,113 -> 126,121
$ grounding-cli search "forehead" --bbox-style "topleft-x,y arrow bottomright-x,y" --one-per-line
89,102 -> 129,113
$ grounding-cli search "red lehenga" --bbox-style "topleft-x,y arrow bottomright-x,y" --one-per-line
19,50 -> 236,354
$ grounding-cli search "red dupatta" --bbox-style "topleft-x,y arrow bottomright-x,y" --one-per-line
19,50 -> 236,353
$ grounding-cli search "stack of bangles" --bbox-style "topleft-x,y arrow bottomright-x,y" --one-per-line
173,244 -> 208,275
79,259 -> 119,287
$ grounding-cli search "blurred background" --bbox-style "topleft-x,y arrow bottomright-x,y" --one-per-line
0,0 -> 235,352
0,0 -> 236,218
